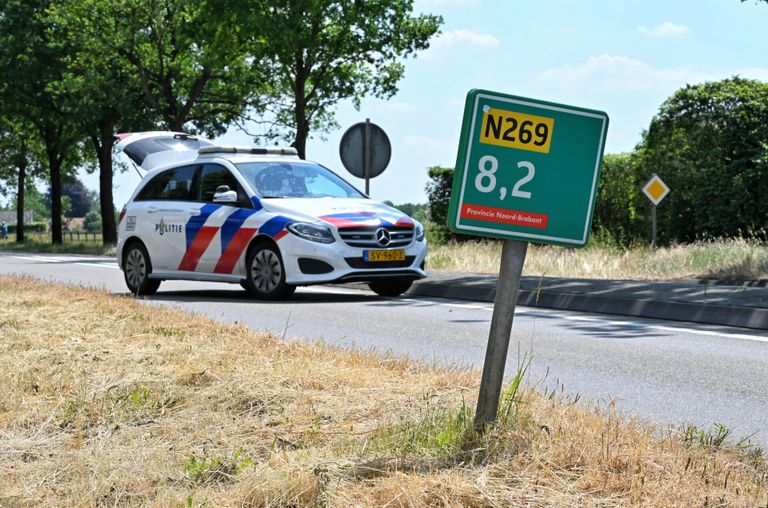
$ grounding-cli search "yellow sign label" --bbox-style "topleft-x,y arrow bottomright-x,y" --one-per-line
479,107 -> 555,153
646,180 -> 666,200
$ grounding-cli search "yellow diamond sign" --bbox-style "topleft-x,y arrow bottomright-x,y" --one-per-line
643,174 -> 670,206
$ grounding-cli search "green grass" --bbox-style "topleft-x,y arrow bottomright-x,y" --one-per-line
0,235 -> 115,256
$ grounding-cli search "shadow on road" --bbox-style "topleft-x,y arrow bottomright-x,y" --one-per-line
124,287 -> 407,306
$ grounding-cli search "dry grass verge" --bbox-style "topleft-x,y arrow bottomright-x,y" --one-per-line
427,238 -> 768,281
1,275 -> 766,506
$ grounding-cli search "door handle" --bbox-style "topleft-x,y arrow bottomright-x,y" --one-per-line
147,206 -> 158,214
189,208 -> 201,216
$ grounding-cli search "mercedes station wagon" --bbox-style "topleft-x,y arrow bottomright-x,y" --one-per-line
116,132 -> 427,299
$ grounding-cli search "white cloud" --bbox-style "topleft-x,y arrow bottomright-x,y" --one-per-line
432,29 -> 500,50
738,67 -> 768,82
539,55 -> 712,92
639,22 -> 690,38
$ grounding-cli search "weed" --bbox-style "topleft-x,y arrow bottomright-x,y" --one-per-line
425,252 -> 453,270
183,450 -> 253,485
185,494 -> 209,507
111,385 -> 173,423
497,353 -> 532,426
680,422 -> 732,449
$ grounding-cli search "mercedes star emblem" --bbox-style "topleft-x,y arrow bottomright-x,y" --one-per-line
375,228 -> 391,247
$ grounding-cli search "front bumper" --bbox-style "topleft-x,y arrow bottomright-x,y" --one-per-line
278,232 -> 428,286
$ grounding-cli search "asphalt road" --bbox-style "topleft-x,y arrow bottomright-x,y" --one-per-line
2,252 -> 767,447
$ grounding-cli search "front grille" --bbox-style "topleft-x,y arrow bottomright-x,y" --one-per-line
345,256 -> 416,269
338,226 -> 414,248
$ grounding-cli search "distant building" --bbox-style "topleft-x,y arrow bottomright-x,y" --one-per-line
0,211 -> 35,224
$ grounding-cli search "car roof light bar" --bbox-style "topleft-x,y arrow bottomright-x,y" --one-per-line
198,146 -> 299,156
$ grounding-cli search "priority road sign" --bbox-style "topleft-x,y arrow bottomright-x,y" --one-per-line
642,174 -> 670,206
448,89 -> 609,247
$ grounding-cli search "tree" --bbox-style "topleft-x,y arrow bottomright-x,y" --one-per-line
592,153 -> 647,246
0,118 -> 45,242
60,0 -> 257,136
638,77 -> 768,242
53,0 -> 157,245
0,0 -> 82,244
424,166 -> 472,243
235,0 -> 442,158
46,178 -> 92,217
84,210 -> 102,233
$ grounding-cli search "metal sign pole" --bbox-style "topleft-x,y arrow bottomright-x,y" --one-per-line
474,239 -> 528,429
652,204 -> 657,249
364,118 -> 372,195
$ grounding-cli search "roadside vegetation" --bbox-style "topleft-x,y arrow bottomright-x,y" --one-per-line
1,274 -> 766,506
426,237 -> 768,281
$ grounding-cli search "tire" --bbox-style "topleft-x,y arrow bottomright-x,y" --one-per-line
368,279 -> 413,297
123,242 -> 161,295
245,242 -> 296,300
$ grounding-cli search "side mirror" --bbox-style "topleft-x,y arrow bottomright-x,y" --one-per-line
213,185 -> 238,203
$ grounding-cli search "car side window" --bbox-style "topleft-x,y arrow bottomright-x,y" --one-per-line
198,164 -> 250,206
134,172 -> 167,201
158,165 -> 197,201
135,165 -> 199,202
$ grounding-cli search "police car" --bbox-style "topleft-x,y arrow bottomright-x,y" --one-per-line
116,132 -> 427,299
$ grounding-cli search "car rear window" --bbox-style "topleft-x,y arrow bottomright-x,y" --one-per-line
123,135 -> 214,165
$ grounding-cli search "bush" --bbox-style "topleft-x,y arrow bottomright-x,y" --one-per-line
84,211 -> 102,233
425,166 -> 473,244
7,222 -> 49,234
591,153 -> 648,247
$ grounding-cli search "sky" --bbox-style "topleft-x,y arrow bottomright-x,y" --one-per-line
80,0 -> 768,209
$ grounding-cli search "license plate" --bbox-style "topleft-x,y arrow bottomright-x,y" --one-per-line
364,249 -> 406,262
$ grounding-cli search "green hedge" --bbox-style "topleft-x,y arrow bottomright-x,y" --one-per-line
7,222 -> 49,234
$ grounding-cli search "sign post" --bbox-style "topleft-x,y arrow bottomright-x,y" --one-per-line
642,174 -> 670,249
447,89 -> 609,429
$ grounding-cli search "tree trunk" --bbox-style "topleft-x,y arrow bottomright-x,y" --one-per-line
293,115 -> 309,160
15,159 -> 26,243
92,128 -> 117,245
46,146 -> 63,245
293,69 -> 309,160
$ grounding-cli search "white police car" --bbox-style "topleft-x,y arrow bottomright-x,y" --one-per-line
116,132 -> 427,299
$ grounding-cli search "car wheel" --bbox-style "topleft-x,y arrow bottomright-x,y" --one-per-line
368,279 -> 413,297
123,242 -> 161,295
245,243 -> 296,300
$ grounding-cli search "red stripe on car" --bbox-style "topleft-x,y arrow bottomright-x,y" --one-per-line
214,228 -> 257,274
178,226 -> 219,271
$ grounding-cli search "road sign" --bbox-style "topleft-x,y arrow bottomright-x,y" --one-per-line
448,89 -> 609,247
339,119 -> 391,194
642,174 -> 670,205
642,174 -> 670,249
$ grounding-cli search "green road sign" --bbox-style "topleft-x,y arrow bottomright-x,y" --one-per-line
448,89 -> 609,247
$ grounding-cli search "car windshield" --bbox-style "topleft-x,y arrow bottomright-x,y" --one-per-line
235,161 -> 365,199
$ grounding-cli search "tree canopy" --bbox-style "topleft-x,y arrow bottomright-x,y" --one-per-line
234,0 -> 442,158
638,77 -> 768,242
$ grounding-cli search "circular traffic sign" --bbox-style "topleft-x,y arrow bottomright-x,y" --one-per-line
339,121 -> 391,179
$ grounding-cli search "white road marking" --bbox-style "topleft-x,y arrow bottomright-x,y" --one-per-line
75,262 -> 120,270
6,254 -> 767,343
400,296 -> 767,343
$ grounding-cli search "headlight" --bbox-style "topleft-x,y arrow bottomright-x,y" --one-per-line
287,222 -> 335,244
414,221 -> 425,242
